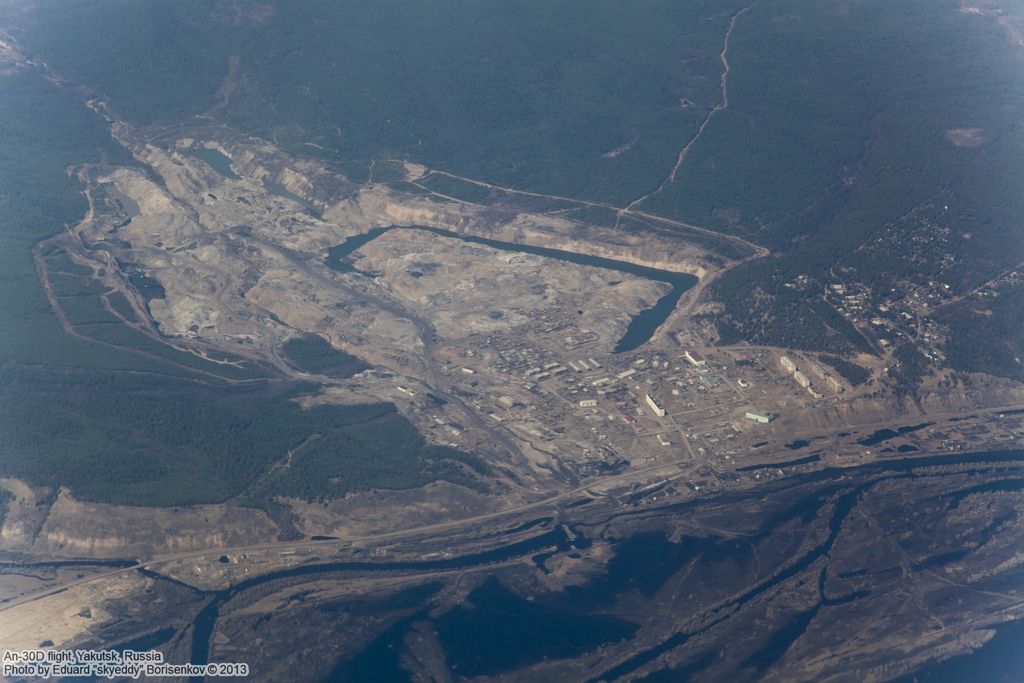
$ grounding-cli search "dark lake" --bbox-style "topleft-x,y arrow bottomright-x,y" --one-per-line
434,576 -> 637,678
193,147 -> 241,180
264,181 -> 322,217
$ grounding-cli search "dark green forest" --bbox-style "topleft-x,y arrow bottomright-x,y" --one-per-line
0,68 -> 483,506
0,489 -> 13,526
6,0 -> 750,205
652,0 -> 1024,367
936,282 -> 1024,382
0,366 -> 484,506
6,0 -> 1019,373
820,355 -> 870,387
282,334 -> 370,378
1,0 -> 1020,409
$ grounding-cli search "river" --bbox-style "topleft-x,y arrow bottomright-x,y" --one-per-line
116,447 -> 1021,682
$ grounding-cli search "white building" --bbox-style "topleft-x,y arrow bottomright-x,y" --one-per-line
684,350 -> 707,368
780,355 -> 798,373
745,411 -> 774,424
645,393 -> 666,417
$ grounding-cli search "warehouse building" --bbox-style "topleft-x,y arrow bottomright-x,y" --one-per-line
684,350 -> 707,368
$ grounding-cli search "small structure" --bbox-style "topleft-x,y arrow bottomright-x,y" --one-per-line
684,350 -> 707,368
579,399 -> 598,408
793,370 -> 811,388
780,355 -> 798,373
745,411 -> 774,424
645,393 -> 666,417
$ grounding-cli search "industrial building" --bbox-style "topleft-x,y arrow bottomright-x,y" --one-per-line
793,370 -> 811,388
780,355 -> 797,373
684,350 -> 707,368
745,411 -> 774,424
645,393 -> 666,417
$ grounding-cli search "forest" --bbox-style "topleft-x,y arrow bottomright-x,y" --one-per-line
0,365 -> 485,506
709,258 -> 875,356
3,0 -> 748,206
658,0 -> 1024,360
936,281 -> 1024,382
5,1 -> 1019,366
1,0 -> 1020,389
820,355 -> 870,387
0,67 -> 484,507
282,334 -> 370,378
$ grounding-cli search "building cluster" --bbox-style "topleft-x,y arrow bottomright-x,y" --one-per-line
809,361 -> 843,393
779,354 -> 842,399
820,207 -> 987,363
420,325 -> 816,473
